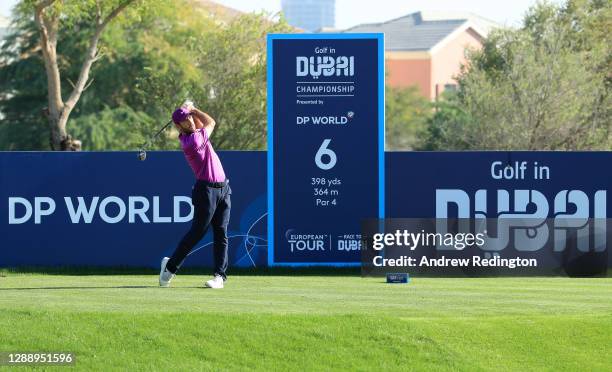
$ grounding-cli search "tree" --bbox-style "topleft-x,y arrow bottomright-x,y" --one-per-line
1,2 -> 294,151
421,0 -> 611,150
136,12 -> 294,150
419,92 -> 472,150
68,106 -> 153,150
0,13 -> 154,150
0,15 -> 51,150
23,0 -> 144,150
385,85 -> 431,150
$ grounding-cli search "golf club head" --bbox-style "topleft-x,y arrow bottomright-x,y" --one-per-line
138,150 -> 147,161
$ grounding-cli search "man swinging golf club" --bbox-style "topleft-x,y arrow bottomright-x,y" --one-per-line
159,101 -> 231,289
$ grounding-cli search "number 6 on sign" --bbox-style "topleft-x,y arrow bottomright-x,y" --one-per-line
315,139 -> 337,170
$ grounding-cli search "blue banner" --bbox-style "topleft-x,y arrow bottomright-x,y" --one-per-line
0,151 -> 609,271
267,33 -> 385,266
0,151 -> 267,268
383,152 -> 611,275
386,152 -> 610,219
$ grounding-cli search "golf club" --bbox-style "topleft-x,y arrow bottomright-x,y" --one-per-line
138,100 -> 195,160
138,119 -> 173,161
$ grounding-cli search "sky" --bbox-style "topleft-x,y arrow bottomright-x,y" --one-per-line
0,0 -> 560,28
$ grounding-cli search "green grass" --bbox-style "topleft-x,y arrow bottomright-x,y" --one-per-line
0,273 -> 610,371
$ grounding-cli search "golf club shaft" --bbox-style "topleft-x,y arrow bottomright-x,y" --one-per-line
152,119 -> 173,139
142,119 -> 173,150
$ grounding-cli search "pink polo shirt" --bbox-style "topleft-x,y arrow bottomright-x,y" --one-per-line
179,128 -> 226,182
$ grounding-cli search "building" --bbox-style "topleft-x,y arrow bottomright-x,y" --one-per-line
344,11 -> 497,100
282,0 -> 335,32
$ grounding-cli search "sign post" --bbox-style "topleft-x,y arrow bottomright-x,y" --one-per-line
267,33 -> 385,266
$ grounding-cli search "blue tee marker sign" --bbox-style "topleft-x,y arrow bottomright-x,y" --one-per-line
267,33 -> 385,266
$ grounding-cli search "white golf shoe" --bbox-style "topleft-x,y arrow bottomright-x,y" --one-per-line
159,257 -> 175,287
204,275 -> 224,289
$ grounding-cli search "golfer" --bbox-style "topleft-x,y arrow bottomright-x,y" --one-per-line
159,102 -> 231,289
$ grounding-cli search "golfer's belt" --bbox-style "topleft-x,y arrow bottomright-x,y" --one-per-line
197,179 -> 229,188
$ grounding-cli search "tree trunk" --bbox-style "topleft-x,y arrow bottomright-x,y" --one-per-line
34,1 -> 68,150
34,0 -> 134,151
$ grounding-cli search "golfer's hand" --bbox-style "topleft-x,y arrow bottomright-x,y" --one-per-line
182,101 -> 195,112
